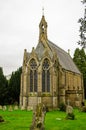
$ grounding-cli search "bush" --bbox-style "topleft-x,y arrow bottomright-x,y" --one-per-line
0,116 -> 4,122
59,103 -> 66,111
81,106 -> 86,112
66,113 -> 75,120
45,106 -> 49,112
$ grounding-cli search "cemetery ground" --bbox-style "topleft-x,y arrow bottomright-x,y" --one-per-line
0,108 -> 86,130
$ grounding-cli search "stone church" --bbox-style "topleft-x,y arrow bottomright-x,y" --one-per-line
20,15 -> 84,110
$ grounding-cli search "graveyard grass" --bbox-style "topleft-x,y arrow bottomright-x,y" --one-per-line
0,109 -> 86,130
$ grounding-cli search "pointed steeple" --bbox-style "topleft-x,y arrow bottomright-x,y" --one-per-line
39,11 -> 48,42
23,49 -> 27,66
42,7 -> 44,16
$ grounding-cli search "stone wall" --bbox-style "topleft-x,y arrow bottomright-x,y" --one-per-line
20,57 -> 84,109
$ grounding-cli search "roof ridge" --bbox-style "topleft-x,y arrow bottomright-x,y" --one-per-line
48,40 -> 69,55
48,40 -> 80,74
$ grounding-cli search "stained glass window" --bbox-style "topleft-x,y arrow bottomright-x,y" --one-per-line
30,70 -> 33,92
34,70 -> 37,92
42,58 -> 50,92
42,70 -> 45,92
47,70 -> 50,92
30,59 -> 37,92
29,58 -> 37,70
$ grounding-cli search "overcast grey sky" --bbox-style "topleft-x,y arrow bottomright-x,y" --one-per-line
0,0 -> 84,75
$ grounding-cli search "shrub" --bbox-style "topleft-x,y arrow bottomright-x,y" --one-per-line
0,116 -> 4,122
37,121 -> 42,128
59,103 -> 66,111
81,106 -> 86,112
45,106 -> 49,112
66,113 -> 75,120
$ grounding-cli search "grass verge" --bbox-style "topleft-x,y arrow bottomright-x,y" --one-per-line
0,109 -> 86,130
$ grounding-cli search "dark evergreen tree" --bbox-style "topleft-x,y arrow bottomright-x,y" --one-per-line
73,48 -> 86,98
78,0 -> 86,48
8,67 -> 22,104
0,67 -> 8,105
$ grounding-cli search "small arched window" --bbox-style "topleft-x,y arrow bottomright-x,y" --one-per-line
42,58 -> 50,92
29,59 -> 37,92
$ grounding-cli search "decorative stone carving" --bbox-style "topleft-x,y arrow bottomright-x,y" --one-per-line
30,103 -> 46,130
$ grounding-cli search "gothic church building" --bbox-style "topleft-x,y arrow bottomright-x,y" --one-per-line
20,15 -> 84,109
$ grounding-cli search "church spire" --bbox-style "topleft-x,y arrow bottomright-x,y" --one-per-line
39,9 -> 48,42
42,7 -> 44,16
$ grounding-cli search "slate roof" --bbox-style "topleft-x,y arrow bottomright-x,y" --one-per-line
27,39 -> 80,74
48,40 -> 81,74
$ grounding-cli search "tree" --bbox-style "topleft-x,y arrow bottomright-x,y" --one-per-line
0,67 -> 8,105
73,48 -> 86,98
78,0 -> 86,48
8,67 -> 22,104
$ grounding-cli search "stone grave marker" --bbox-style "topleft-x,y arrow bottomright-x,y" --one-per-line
21,106 -> 25,110
0,105 -> 2,110
30,103 -> 46,130
3,106 -> 7,111
27,106 -> 33,111
66,105 -> 73,114
66,105 -> 75,120
8,105 -> 13,111
14,105 -> 19,110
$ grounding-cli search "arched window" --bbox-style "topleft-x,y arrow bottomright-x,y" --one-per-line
29,59 -> 37,92
42,58 -> 50,92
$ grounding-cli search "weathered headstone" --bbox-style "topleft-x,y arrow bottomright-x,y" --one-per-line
14,105 -> 19,110
21,106 -> 25,110
66,105 -> 75,120
27,106 -> 33,111
3,106 -> 7,111
0,105 -> 2,110
30,103 -> 46,130
75,101 -> 80,107
66,105 -> 73,114
8,105 -> 13,111
80,101 -> 86,112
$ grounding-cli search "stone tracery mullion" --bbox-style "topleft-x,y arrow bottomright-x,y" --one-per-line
29,59 -> 37,92
42,58 -> 50,92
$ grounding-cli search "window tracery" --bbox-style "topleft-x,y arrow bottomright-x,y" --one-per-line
29,59 -> 37,92
42,58 -> 50,92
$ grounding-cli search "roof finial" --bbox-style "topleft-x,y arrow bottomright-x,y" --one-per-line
42,7 -> 44,16
68,49 -> 70,55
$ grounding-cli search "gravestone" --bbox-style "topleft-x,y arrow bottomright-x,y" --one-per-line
21,106 -> 25,110
8,105 -> 13,111
14,105 -> 19,110
0,105 -> 2,110
66,105 -> 75,120
3,106 -> 7,111
30,103 -> 46,130
66,105 -> 73,114
27,106 -> 33,111
0,116 -> 4,122
75,101 -> 80,107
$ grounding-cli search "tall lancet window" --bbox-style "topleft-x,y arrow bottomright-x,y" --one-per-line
42,58 -> 50,92
29,59 -> 37,92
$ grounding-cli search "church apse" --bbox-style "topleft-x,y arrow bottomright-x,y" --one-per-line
20,14 -> 84,110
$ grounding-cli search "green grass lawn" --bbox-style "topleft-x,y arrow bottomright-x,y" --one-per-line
0,109 -> 86,130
